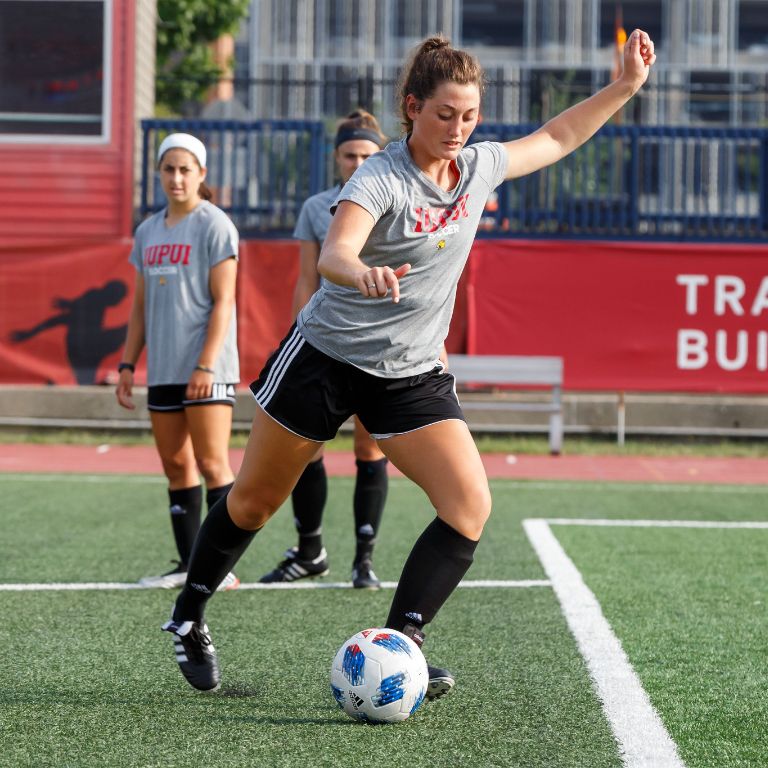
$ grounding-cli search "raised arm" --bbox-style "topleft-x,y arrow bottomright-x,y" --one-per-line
503,28 -> 656,180
318,201 -> 411,303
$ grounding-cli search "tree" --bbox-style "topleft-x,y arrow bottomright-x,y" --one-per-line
156,0 -> 250,114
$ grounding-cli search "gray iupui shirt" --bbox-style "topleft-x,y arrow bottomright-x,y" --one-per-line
130,200 -> 240,386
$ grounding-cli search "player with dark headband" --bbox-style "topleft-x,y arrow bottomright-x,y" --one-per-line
117,133 -> 240,592
160,31 -> 656,697
259,110 -> 394,590
334,125 -> 384,147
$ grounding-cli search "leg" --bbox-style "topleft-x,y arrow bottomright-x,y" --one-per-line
259,442 -> 331,583
376,419 -> 490,700
164,407 -> 324,692
174,406 -> 322,621
291,444 -> 326,559
377,418 -> 491,629
185,404 -> 235,491
147,411 -> 202,577
351,416 -> 388,588
186,403 -> 240,589
150,410 -> 199,490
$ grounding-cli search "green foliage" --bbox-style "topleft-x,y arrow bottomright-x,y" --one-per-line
156,0 -> 250,113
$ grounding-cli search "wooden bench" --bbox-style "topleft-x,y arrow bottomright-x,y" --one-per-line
447,354 -> 564,455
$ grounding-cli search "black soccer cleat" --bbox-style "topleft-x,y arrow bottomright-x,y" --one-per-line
259,546 -> 329,583
426,664 -> 455,700
402,622 -> 455,701
351,559 -> 381,589
162,619 -> 220,692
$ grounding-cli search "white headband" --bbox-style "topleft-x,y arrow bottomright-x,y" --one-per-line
157,133 -> 207,169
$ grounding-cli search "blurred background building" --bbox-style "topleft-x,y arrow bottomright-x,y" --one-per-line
228,0 -> 768,134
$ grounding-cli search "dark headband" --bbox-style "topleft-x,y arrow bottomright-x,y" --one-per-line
334,127 -> 385,149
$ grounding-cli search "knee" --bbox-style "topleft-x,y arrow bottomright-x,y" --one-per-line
195,455 -> 230,485
469,482 -> 493,531
445,481 -> 492,540
159,454 -> 195,485
227,484 -> 283,530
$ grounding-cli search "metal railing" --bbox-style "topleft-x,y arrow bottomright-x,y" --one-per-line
141,119 -> 326,234
141,120 -> 768,241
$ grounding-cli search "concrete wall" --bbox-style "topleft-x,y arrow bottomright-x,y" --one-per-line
2,385 -> 767,439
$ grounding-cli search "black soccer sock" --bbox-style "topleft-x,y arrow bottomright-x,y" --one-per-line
385,517 -> 478,632
291,458 -> 327,560
173,494 -> 259,624
168,485 -> 203,567
206,481 -> 234,513
353,458 -> 388,564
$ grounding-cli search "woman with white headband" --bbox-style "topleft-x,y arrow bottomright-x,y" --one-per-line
116,132 -> 240,592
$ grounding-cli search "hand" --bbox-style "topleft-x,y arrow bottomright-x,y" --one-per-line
621,29 -> 656,92
115,370 -> 135,410
356,263 -> 412,303
185,368 -> 213,401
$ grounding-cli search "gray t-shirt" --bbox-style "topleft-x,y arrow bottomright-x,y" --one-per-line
293,184 -> 340,243
130,200 -> 240,386
297,138 -> 508,377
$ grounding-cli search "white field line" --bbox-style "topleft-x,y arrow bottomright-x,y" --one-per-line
545,518 -> 768,529
0,579 -> 551,593
498,481 -> 768,494
523,518 -> 685,768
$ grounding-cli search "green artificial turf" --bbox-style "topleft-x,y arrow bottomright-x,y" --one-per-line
2,474 -> 767,766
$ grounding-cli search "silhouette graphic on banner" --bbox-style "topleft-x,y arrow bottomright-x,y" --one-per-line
10,280 -> 129,384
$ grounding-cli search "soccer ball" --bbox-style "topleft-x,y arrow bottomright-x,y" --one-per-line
330,628 -> 428,723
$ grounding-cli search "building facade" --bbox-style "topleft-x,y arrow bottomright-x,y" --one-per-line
234,0 -> 768,134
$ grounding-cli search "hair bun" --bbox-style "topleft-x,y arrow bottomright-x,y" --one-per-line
419,35 -> 451,54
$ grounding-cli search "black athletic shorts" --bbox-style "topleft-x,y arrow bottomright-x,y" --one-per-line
249,326 -> 464,442
147,383 -> 237,412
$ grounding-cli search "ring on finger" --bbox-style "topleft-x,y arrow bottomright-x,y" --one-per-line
367,283 -> 376,289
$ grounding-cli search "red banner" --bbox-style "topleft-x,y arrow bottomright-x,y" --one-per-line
236,240 -> 299,382
468,239 -> 768,392
0,240 -> 135,384
3,237 -> 767,392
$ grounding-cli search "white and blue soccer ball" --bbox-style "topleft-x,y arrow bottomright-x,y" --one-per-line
330,627 -> 428,723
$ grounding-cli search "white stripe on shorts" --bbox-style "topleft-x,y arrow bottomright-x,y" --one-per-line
254,328 -> 305,409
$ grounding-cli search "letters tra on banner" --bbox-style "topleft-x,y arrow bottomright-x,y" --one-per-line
467,240 -> 768,393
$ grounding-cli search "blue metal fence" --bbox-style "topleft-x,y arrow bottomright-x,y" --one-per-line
141,120 -> 768,241
141,119 -> 326,234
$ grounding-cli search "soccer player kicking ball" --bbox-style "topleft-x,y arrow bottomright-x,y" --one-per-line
161,31 -> 656,696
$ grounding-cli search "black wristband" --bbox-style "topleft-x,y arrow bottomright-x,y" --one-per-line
118,362 -> 135,373
195,364 -> 215,374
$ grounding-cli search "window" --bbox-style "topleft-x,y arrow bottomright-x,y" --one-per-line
598,0 -> 663,50
688,71 -> 732,124
461,0 -> 525,50
0,0 -> 110,140
737,0 -> 768,52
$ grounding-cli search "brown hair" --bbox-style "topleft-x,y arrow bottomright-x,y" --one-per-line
398,35 -> 486,133
334,108 -> 388,148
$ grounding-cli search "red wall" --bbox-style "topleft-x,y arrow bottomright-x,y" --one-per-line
2,238 -> 768,393
0,0 -> 136,246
